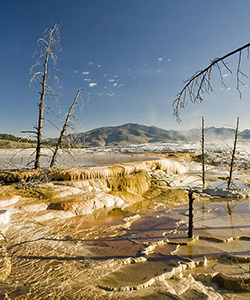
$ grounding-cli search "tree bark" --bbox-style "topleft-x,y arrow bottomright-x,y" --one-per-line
34,49 -> 50,169
188,190 -> 195,239
227,117 -> 239,189
201,117 -> 205,189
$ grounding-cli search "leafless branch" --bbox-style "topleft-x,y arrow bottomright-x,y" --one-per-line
173,42 -> 250,122
43,104 -> 60,120
50,89 -> 83,168
43,118 -> 61,131
21,130 -> 37,136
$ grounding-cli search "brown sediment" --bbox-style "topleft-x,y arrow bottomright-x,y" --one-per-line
0,246 -> 11,282
0,183 -> 57,200
212,272 -> 250,292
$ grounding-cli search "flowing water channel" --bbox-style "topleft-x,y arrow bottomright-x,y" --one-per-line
1,196 -> 250,299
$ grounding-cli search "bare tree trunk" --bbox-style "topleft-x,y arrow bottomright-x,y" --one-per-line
29,24 -> 60,169
34,50 -> 50,169
227,117 -> 239,189
188,189 -> 195,239
50,90 -> 82,168
201,117 -> 205,189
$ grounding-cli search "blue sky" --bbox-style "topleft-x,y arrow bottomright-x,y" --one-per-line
1,0 -> 250,137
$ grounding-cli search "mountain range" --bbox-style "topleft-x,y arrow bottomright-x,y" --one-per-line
55,123 -> 250,147
2,123 -> 249,148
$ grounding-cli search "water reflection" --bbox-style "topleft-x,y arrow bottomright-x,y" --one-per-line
201,201 -> 205,228
187,239 -> 194,259
209,179 -> 248,189
226,201 -> 236,238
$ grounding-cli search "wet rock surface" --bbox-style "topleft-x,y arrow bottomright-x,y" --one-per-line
0,157 -> 250,298
0,196 -> 249,299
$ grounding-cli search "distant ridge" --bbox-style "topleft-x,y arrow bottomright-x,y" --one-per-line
3,123 -> 250,148
64,123 -> 249,147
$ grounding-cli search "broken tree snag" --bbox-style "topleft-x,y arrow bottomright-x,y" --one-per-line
188,189 -> 195,239
227,117 -> 240,189
201,117 -> 205,189
50,89 -> 83,168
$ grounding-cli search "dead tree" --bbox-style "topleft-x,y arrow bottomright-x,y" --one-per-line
188,189 -> 195,239
173,43 -> 250,122
29,24 -> 61,169
228,117 -> 240,189
50,89 -> 83,168
201,117 -> 205,189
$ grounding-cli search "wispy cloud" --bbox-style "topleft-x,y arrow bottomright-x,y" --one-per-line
89,82 -> 97,87
68,69 -> 78,77
82,71 -> 90,75
107,92 -> 116,97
